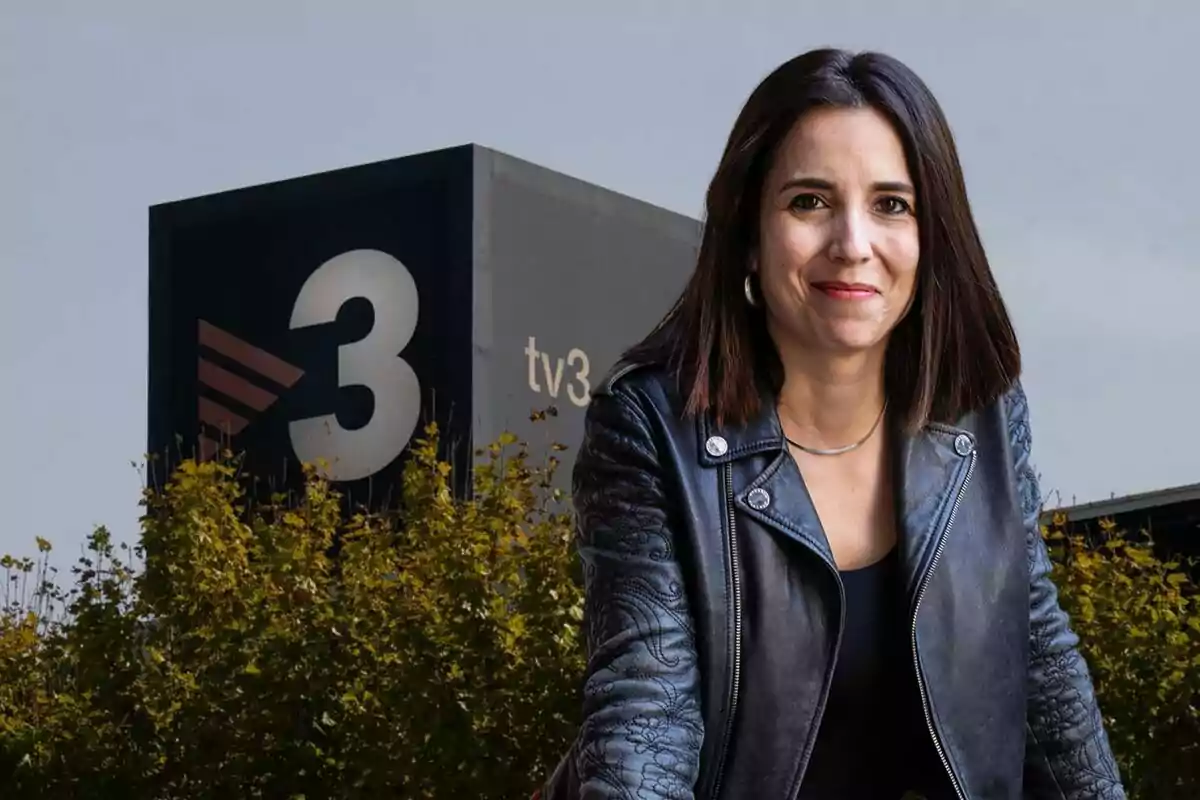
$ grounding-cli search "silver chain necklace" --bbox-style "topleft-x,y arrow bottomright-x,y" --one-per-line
783,402 -> 887,456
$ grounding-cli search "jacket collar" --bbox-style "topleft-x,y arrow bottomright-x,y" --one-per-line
697,401 -> 784,467
698,394 -> 978,590
695,390 -> 975,471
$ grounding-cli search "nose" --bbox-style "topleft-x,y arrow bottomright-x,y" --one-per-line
828,209 -> 872,263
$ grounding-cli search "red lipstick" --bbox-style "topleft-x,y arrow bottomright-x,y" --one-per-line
811,280 -> 879,300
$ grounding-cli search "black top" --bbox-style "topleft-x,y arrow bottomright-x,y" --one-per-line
798,547 -> 951,799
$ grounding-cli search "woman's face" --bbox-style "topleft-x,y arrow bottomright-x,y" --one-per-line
755,105 -> 920,359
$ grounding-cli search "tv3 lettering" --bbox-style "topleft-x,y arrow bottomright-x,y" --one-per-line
524,336 -> 591,408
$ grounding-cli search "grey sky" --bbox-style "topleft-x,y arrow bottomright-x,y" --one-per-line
2,1 -> 1197,569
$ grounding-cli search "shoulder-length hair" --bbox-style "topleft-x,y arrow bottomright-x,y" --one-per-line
626,48 -> 1021,432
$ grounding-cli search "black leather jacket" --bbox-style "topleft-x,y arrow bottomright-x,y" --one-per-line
547,361 -> 1125,800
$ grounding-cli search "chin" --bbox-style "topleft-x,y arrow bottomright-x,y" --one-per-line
771,313 -> 894,358
817,323 -> 890,355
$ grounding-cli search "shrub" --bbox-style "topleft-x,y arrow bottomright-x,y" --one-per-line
2,425 -> 1196,798
0,424 -> 585,799
1044,514 -> 1200,798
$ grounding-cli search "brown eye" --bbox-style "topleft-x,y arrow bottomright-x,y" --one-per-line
876,196 -> 913,216
790,193 -> 827,212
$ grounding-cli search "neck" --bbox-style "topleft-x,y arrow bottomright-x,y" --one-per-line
775,345 -> 887,450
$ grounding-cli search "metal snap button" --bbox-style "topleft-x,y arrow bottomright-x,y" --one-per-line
705,435 -> 729,457
954,433 -> 975,457
747,487 -> 771,510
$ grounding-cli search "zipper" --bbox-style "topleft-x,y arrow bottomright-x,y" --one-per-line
709,463 -> 743,800
911,447 -> 976,800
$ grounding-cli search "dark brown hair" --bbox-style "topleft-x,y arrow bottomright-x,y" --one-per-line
626,48 -> 1021,431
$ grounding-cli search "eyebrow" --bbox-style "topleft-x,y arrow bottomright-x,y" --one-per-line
779,177 -> 915,195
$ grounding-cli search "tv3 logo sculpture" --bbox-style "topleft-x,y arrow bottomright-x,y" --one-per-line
197,249 -> 421,483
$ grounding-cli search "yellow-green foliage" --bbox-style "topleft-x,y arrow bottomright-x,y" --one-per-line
2,426 -> 1196,798
1044,514 -> 1200,799
0,425 -> 585,799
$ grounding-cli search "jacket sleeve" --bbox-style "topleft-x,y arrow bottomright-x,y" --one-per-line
1005,383 -> 1126,799
570,384 -> 704,799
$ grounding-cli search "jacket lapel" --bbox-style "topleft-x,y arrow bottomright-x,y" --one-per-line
699,401 -> 975,595
697,402 -> 834,568
892,419 -> 976,602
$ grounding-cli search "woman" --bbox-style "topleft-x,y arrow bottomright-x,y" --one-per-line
543,48 -> 1125,799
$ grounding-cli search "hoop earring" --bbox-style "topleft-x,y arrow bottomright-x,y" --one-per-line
744,274 -> 759,307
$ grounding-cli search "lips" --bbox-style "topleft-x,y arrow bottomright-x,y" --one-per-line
811,280 -> 879,300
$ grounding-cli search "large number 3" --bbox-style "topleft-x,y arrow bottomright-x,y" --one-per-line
288,249 -> 421,482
